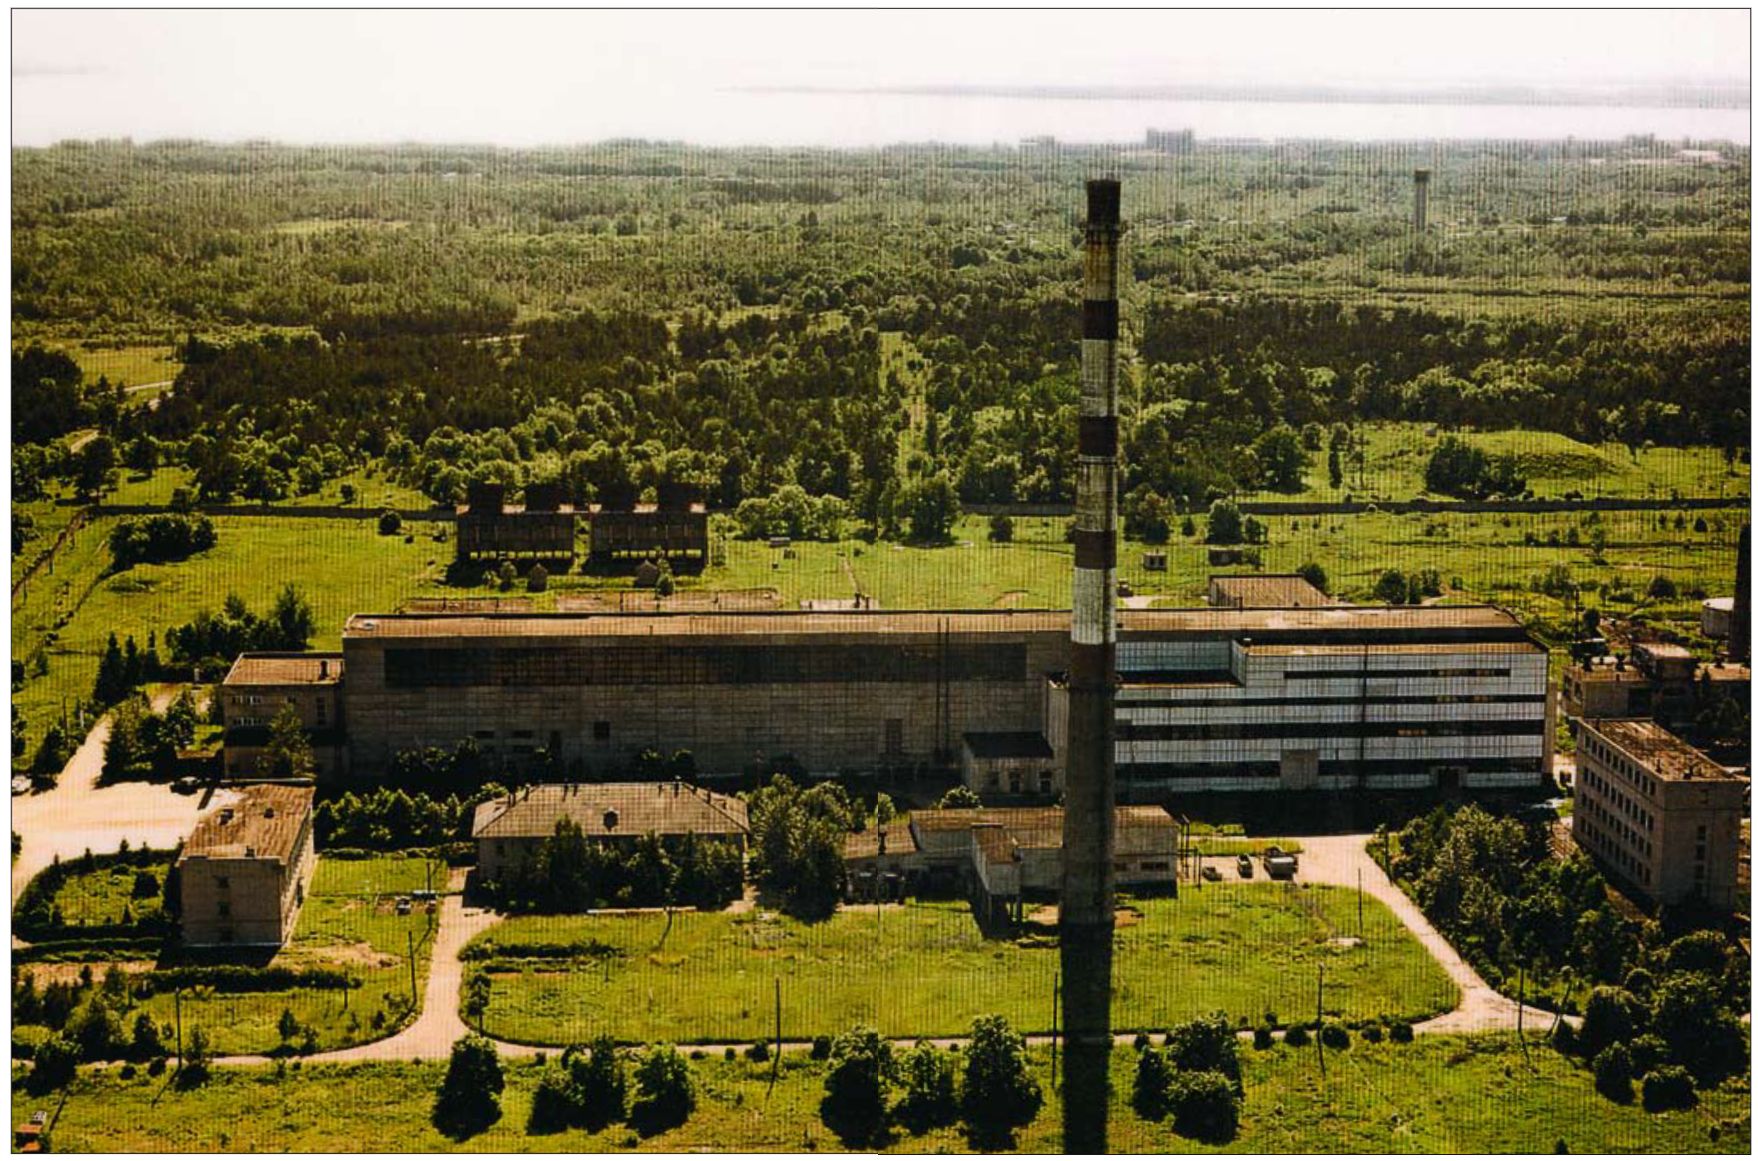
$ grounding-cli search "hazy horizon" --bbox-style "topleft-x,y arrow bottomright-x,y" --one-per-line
11,10 -> 1752,149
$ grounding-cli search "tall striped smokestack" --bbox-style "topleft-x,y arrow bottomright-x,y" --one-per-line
1060,177 -> 1121,1155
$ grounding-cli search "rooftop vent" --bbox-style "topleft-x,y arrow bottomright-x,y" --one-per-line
603,808 -> 619,831
219,808 -> 235,824
264,807 -> 276,819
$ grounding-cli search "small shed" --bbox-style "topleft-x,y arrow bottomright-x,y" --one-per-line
960,732 -> 1057,798
1142,552 -> 1167,572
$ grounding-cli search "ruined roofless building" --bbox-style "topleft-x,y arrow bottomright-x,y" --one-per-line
455,480 -> 577,564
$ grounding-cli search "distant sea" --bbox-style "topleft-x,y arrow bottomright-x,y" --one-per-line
686,90 -> 1750,148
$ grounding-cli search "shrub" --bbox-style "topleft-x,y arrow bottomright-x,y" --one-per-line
434,1035 -> 505,1138
1361,1024 -> 1385,1044
1626,1033 -> 1667,1078
29,1033 -> 78,1094
1319,1024 -> 1350,1050
378,510 -> 402,536
1165,1013 -> 1241,1091
895,1041 -> 957,1132
960,1015 -> 1042,1143
747,1040 -> 770,1063
1283,1024 -> 1311,1047
987,513 -> 1013,543
822,1025 -> 895,1145
1132,1046 -> 1174,1120
566,1036 -> 627,1129
1578,987 -> 1644,1060
1550,1019 -> 1578,1055
1641,1065 -> 1697,1112
527,563 -> 549,593
809,1034 -> 832,1061
527,1066 -> 577,1135
177,1026 -> 212,1089
1167,1069 -> 1240,1143
1593,1044 -> 1634,1104
1252,1025 -> 1274,1050
630,1044 -> 695,1135
1132,1032 -> 1152,1052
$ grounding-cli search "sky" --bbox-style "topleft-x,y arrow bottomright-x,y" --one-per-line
10,9 -> 1752,147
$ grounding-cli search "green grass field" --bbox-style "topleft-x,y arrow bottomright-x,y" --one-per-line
1236,423 -> 1747,505
17,1036 -> 1746,1153
59,343 -> 182,389
468,885 -> 1456,1046
38,857 -> 172,929
124,855 -> 448,1056
9,515 -> 454,754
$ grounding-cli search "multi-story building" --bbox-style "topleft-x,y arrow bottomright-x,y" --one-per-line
177,784 -> 316,947
1048,605 -> 1552,793
220,653 -> 346,778
470,781 -> 748,882
1560,643 -> 1749,726
221,599 -> 1551,796
1572,718 -> 1746,910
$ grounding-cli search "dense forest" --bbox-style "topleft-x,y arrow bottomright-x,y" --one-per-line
11,137 -> 1750,525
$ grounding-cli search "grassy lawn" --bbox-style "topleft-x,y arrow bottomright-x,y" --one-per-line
127,855 -> 448,1057
468,885 -> 1456,1046
37,857 -> 172,928
1237,423 -> 1746,505
1189,837 -> 1303,858
59,342 -> 182,389
19,1036 -> 1747,1153
9,515 -> 454,753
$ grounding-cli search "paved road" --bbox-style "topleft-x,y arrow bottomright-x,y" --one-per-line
11,692 -> 235,903
195,833 -> 1543,1068
1295,834 -> 1533,1034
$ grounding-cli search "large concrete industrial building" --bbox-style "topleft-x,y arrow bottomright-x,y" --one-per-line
222,600 -> 1552,795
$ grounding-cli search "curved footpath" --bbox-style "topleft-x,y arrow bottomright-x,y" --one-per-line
205,834 -> 1546,1068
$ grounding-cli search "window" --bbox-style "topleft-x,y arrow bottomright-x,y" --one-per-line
593,721 -> 611,742
216,876 -> 230,889
315,700 -> 327,724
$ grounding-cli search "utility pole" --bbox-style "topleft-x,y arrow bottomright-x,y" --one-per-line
769,976 -> 781,1094
407,930 -> 418,1007
1050,970 -> 1060,1091
1357,869 -> 1364,938
1315,964 -> 1327,1083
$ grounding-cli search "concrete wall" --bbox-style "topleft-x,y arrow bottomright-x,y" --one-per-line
179,818 -> 315,947
342,626 -> 1067,778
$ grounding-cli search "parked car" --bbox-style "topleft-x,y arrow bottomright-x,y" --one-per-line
1201,865 -> 1222,882
1236,854 -> 1254,878
1263,845 -> 1299,880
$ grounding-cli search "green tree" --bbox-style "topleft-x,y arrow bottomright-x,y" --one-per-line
1373,569 -> 1409,605
822,1025 -> 896,1145
901,473 -> 960,544
569,1035 -> 628,1130
959,1015 -> 1041,1144
378,510 -> 402,535
1296,561 -> 1329,594
74,435 -> 118,500
895,1040 -> 957,1132
1250,424 -> 1309,492
256,703 -> 315,779
937,785 -> 981,809
433,1035 -> 505,1138
269,584 -> 316,650
28,1034 -> 77,1095
1205,499 -> 1243,544
987,513 -> 1014,543
630,1043 -> 696,1135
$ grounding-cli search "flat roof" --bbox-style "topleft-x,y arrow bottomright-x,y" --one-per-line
344,604 -> 1526,641
1635,642 -> 1695,660
223,653 -> 343,686
912,805 -> 1174,850
472,782 -> 749,840
1209,574 -> 1334,608
1248,641 -> 1543,657
1584,719 -> 1738,782
962,732 -> 1056,760
181,785 -> 313,862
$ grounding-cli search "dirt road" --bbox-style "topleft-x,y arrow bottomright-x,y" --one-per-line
11,693 -> 235,903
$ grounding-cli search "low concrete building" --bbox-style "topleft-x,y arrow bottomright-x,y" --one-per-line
1207,574 -> 1334,609
470,781 -> 749,882
177,785 -> 316,947
847,805 -> 1180,918
1572,718 -> 1747,910
587,504 -> 709,566
221,653 -> 346,779
960,732 -> 1057,798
